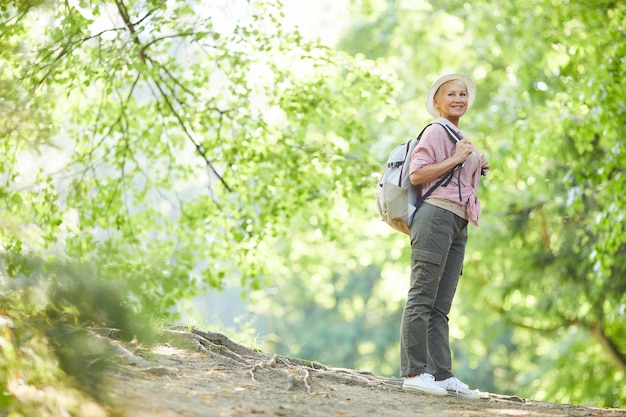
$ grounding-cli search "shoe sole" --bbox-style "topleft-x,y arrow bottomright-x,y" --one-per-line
402,385 -> 448,396
445,390 -> 481,400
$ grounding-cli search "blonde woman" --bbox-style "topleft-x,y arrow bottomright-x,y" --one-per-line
400,73 -> 489,399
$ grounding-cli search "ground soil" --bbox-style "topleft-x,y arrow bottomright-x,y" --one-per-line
107,328 -> 626,417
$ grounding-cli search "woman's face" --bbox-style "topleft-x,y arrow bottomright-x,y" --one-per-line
434,80 -> 469,120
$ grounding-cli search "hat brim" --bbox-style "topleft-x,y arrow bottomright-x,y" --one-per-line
426,73 -> 476,118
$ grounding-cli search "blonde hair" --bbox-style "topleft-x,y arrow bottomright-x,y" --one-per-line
435,79 -> 469,99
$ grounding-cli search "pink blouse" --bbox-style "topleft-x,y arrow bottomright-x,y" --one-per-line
409,117 -> 483,226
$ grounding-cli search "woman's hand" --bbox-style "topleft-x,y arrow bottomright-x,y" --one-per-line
478,152 -> 490,173
453,140 -> 475,165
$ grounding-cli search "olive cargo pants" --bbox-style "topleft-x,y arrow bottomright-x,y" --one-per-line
400,202 -> 468,380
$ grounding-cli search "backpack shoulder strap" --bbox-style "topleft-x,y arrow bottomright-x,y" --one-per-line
414,123 -> 433,141
409,122 -> 463,222
430,122 -> 462,144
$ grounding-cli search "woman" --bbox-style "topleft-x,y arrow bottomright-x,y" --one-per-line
400,73 -> 488,399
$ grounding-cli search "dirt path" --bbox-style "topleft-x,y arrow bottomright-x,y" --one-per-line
107,329 -> 626,417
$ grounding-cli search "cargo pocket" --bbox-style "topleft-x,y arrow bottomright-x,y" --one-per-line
411,248 -> 443,266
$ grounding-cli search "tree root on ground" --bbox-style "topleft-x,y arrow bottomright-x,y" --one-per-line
85,328 -> 175,376
163,327 -> 402,394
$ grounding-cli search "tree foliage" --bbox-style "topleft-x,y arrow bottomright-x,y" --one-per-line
1,0 -> 396,310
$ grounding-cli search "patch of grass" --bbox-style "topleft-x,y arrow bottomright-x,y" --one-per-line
0,258 -> 155,417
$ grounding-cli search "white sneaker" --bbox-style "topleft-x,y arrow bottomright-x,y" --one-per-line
402,373 -> 448,396
434,376 -> 481,399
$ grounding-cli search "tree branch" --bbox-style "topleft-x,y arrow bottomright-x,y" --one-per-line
588,319 -> 626,372
114,0 -> 232,193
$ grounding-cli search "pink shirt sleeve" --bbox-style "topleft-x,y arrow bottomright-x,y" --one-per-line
409,124 -> 457,173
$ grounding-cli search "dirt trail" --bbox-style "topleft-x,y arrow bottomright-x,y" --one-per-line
107,329 -> 626,417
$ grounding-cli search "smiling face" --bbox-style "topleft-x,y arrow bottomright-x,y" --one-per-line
433,80 -> 469,123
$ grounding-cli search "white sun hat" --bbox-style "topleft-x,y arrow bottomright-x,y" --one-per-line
426,72 -> 476,118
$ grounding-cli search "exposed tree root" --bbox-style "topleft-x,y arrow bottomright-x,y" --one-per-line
85,329 -> 175,377
162,327 -> 403,394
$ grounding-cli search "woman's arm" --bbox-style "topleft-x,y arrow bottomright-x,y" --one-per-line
409,139 -> 475,185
